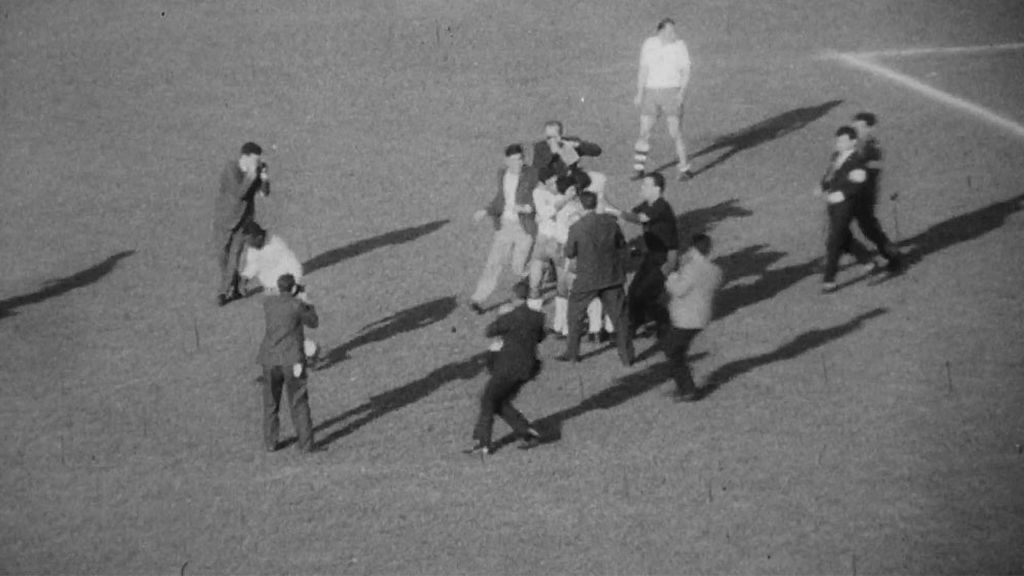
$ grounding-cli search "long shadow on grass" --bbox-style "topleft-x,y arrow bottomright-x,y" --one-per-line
303,219 -> 449,275
713,244 -> 819,320
313,352 -> 488,448
0,250 -> 135,320
625,198 -> 754,273
527,352 -> 708,443
699,307 -> 887,399
532,308 -> 886,441
869,192 -> 1024,287
317,295 -> 458,371
648,100 -> 843,177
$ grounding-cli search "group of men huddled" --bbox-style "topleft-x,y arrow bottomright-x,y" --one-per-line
211,17 -> 902,457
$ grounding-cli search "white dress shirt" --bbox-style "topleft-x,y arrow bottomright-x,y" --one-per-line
241,235 -> 303,293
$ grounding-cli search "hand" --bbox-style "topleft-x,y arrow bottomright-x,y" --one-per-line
473,209 -> 487,222
637,213 -> 651,224
518,204 -> 533,215
259,170 -> 269,182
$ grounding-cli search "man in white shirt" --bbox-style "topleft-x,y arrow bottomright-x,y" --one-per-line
633,18 -> 693,181
528,167 -> 576,304
470,145 -> 538,313
663,234 -> 722,401
240,222 -> 304,295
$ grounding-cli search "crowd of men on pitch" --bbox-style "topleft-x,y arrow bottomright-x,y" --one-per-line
212,18 -> 902,456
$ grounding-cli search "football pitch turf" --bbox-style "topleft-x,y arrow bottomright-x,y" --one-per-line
2,1 -> 1023,573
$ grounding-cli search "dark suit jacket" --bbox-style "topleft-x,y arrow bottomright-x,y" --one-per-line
214,159 -> 269,241
486,303 -> 546,381
855,135 -> 882,192
485,166 -> 539,235
532,137 -> 602,178
257,294 -> 319,367
564,211 -> 627,292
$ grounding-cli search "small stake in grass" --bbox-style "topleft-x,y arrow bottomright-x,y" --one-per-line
706,477 -> 713,503
193,315 -> 201,353
890,193 -> 901,243
821,354 -> 830,387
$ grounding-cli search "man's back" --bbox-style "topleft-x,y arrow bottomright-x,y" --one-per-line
258,294 -> 318,366
486,304 -> 546,380
242,235 -> 303,292
666,253 -> 723,329
566,212 -> 626,291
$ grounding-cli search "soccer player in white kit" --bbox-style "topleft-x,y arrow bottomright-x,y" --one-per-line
633,18 -> 693,181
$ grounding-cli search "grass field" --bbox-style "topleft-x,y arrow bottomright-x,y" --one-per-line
2,1 -> 1024,574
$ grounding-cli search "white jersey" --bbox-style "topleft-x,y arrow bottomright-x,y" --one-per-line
640,36 -> 690,89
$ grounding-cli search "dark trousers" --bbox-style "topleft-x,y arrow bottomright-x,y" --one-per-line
218,228 -> 249,295
661,326 -> 701,395
262,365 -> 314,452
851,189 -> 900,263
566,285 -> 634,365
628,252 -> 669,333
824,201 -> 871,283
472,374 -> 531,446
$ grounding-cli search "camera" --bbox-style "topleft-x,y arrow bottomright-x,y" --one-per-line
257,161 -> 271,196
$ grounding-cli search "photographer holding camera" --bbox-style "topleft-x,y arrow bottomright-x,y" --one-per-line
213,141 -> 271,306
256,273 -> 318,453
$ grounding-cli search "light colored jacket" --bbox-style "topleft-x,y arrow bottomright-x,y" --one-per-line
241,234 -> 303,293
665,249 -> 723,329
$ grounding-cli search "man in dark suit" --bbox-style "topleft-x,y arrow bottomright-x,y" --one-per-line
607,172 -> 680,337
214,141 -> 270,306
532,120 -> 602,180
557,191 -> 635,366
818,126 -> 875,293
257,273 -> 319,453
851,112 -> 903,274
467,283 -> 545,455
470,144 -> 538,313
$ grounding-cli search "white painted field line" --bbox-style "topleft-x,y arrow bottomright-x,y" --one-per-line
828,51 -> 1024,141
851,42 -> 1024,58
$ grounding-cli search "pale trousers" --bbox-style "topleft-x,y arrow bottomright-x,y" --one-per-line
471,220 -> 533,303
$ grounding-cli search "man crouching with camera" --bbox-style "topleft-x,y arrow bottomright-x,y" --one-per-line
255,273 -> 319,454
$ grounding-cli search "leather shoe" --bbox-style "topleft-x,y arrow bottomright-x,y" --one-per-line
469,301 -> 485,315
463,442 -> 491,456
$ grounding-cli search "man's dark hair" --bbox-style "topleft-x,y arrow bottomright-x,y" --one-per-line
646,172 -> 666,192
835,126 -> 857,140
240,141 -> 263,156
579,190 -> 598,210
504,143 -> 524,157
544,120 -> 564,136
657,18 -> 675,31
277,273 -> 296,294
853,112 -> 877,126
556,168 -> 591,194
691,233 -> 712,255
